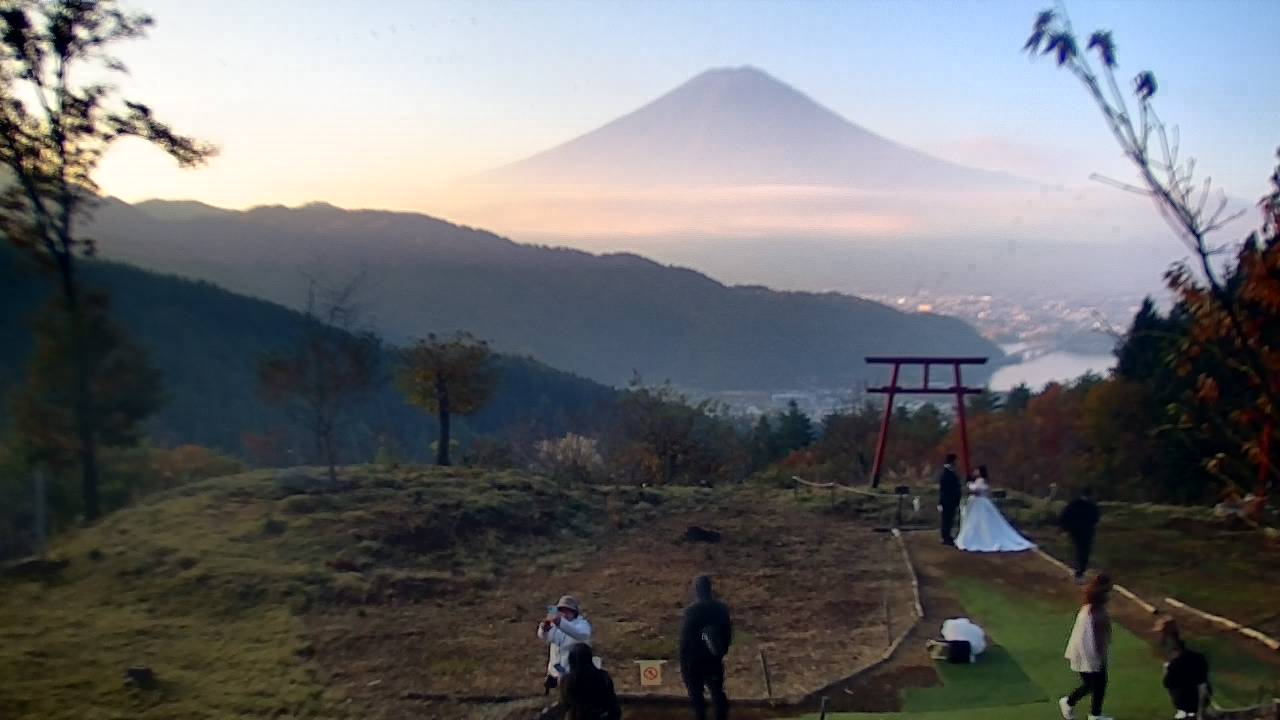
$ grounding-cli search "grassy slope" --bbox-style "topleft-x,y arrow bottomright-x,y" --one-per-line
0,466 -> 609,720
0,474 -> 337,720
6,470 -> 1276,720
1029,501 -> 1280,637
811,568 -> 1277,720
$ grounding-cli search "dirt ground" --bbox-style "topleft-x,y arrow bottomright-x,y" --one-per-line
305,490 -> 917,719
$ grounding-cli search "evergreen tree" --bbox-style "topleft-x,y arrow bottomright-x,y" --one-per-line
11,295 -> 162,476
1003,384 -> 1032,413
748,414 -> 780,471
776,400 -> 814,455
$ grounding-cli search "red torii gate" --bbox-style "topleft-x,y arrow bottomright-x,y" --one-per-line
865,356 -> 988,488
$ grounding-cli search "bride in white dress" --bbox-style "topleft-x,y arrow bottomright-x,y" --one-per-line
956,466 -> 1035,552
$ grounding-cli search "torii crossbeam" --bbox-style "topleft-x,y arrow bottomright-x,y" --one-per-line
865,356 -> 988,488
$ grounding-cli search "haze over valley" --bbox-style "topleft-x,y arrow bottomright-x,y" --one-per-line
98,64 -> 1219,398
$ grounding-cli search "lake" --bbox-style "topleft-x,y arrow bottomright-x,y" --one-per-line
989,351 -> 1114,391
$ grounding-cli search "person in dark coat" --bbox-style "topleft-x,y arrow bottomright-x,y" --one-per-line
1157,618 -> 1211,718
680,575 -> 732,720
1059,487 -> 1101,582
938,453 -> 962,546
559,644 -> 622,720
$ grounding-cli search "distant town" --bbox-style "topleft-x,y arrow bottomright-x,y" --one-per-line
693,290 -> 1144,419
863,290 -> 1143,356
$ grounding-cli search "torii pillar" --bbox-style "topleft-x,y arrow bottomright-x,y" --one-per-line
864,356 -> 988,487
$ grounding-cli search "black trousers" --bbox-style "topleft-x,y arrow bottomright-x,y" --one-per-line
682,659 -> 728,720
940,503 -> 958,544
1067,669 -> 1107,716
1169,685 -> 1201,714
1071,533 -> 1094,577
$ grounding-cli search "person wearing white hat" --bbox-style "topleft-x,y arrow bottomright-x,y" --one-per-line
538,594 -> 593,693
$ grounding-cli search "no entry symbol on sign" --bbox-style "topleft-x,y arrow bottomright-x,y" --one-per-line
635,659 -> 666,687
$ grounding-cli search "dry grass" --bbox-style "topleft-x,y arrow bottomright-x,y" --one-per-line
0,467 -> 914,720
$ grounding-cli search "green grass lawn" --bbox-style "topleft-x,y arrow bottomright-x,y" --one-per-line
1027,502 -> 1280,638
804,575 -> 1207,719
900,645 -> 1044,712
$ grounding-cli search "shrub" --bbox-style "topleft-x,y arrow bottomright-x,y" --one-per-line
536,434 -> 604,484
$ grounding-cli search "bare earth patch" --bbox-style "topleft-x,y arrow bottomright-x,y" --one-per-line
306,491 -> 915,718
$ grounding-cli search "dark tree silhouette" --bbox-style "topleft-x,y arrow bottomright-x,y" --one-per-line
257,276 -> 381,482
11,294 -> 162,473
776,400 -> 814,455
0,1 -> 213,519
397,332 -> 497,466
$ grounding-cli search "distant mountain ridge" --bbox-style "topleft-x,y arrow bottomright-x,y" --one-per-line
86,198 -> 1002,391
480,66 -> 1027,190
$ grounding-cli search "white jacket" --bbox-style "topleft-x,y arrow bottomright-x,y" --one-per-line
537,615 -> 592,678
1064,605 -> 1107,672
941,617 -> 987,656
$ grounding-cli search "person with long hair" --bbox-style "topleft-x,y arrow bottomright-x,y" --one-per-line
1060,575 -> 1114,720
559,643 -> 621,720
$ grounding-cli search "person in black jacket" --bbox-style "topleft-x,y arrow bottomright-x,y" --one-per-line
559,644 -> 622,720
1059,488 -> 1101,582
938,454 -> 962,546
680,575 -> 732,720
1157,618 -> 1211,718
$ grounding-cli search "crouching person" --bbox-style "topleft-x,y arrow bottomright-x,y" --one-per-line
1157,618 -> 1211,719
560,644 -> 621,720
538,595 -> 593,694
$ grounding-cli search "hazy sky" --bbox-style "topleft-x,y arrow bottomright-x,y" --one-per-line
96,0 -> 1279,214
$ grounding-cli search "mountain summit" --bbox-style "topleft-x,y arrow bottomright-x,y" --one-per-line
481,66 -> 1023,190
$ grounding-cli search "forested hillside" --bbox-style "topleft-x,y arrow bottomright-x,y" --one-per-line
88,198 -> 1004,390
0,247 -> 617,462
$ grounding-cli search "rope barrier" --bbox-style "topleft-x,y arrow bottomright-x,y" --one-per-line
892,528 -> 925,619
791,476 -> 885,497
1033,548 -> 1158,614
1164,597 -> 1280,653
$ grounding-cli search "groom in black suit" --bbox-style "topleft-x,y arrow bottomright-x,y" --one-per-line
938,453 -> 962,546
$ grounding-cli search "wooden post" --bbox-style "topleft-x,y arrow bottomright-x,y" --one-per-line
883,587 -> 892,646
759,650 -> 773,699
1257,421 -> 1272,517
869,363 -> 900,488
954,363 -> 972,479
33,468 -> 47,556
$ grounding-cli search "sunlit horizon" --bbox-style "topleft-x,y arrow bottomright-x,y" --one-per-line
91,0 -> 1279,240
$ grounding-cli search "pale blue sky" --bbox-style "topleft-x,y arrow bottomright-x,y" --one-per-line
97,0 -> 1280,213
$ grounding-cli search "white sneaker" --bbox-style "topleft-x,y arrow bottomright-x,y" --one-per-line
1059,697 -> 1075,720
1087,714 -> 1114,720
